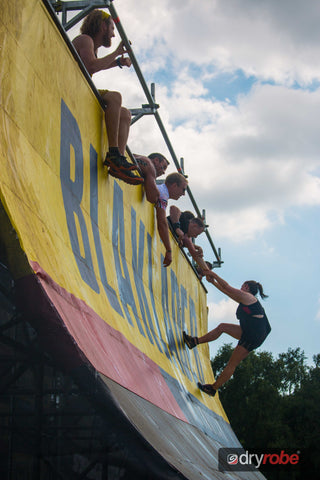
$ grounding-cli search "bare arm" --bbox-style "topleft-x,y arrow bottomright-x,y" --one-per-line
72,35 -> 130,75
168,206 -> 184,244
205,271 -> 252,304
155,206 -> 172,267
169,205 -> 181,223
181,236 -> 210,271
182,236 -> 203,257
134,155 -> 159,204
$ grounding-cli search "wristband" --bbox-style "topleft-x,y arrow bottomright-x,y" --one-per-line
166,249 -> 172,253
116,57 -> 123,69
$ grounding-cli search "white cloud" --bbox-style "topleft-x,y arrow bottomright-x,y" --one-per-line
207,298 -> 236,332
136,81 -> 320,240
208,298 -> 235,320
119,0 -> 320,85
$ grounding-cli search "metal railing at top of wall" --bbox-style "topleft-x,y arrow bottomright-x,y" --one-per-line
48,0 -> 223,268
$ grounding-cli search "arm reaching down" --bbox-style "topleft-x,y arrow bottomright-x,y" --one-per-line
134,154 -> 159,204
155,206 -> 172,267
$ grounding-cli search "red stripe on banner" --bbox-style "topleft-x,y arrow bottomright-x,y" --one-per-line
30,261 -> 188,422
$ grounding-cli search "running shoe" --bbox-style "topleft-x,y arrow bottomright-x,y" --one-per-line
104,152 -> 138,171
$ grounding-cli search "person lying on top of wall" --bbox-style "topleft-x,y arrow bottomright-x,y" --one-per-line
168,207 -> 207,264
154,173 -> 188,267
124,153 -> 170,191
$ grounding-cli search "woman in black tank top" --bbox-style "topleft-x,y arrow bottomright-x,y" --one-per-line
183,271 -> 271,397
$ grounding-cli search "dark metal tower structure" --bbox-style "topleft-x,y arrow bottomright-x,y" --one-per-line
0,206 -> 186,479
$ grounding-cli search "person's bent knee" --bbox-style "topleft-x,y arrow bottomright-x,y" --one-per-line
103,90 -> 122,107
217,323 -> 229,333
120,106 -> 131,124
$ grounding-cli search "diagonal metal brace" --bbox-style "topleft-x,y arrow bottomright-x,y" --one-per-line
130,104 -> 159,125
49,1 -> 112,31
130,83 -> 159,125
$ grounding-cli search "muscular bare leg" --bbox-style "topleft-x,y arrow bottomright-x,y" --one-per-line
198,323 -> 242,344
118,106 -> 131,155
212,345 -> 249,389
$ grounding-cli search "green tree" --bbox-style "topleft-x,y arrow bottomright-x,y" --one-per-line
282,359 -> 320,476
276,348 -> 307,395
211,345 -> 287,448
211,345 -> 320,479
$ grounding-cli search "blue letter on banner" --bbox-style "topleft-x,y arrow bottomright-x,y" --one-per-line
89,145 -> 123,315
60,99 -> 99,293
112,182 -> 145,334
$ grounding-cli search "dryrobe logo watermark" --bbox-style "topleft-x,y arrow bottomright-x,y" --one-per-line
219,448 -> 302,472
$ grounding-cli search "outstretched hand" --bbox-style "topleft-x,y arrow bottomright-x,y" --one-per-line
120,55 -> 132,67
176,229 -> 185,246
194,245 -> 203,257
115,42 -> 132,67
163,250 -> 172,267
115,40 -> 127,56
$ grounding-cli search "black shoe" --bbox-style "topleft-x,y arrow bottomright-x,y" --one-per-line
183,331 -> 198,349
104,152 -> 138,171
109,168 -> 144,185
197,382 -> 217,397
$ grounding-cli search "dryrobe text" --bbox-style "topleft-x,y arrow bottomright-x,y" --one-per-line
59,99 -> 204,383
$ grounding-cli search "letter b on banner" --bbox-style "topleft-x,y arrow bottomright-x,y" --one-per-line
60,99 -> 99,292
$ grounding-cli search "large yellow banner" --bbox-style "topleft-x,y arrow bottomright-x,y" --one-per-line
0,0 -> 228,422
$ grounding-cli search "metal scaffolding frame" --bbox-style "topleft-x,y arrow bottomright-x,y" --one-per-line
0,262 -> 107,480
48,0 -> 223,268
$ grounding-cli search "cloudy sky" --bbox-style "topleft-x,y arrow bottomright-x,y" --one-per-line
66,0 -> 320,364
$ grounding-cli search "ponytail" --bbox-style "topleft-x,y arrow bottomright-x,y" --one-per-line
245,280 -> 268,299
257,282 -> 268,299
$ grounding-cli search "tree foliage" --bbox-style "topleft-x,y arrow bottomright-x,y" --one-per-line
211,345 -> 320,479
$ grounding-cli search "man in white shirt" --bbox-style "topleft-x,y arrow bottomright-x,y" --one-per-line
154,173 -> 188,267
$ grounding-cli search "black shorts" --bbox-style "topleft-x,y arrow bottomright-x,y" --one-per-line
238,317 -> 271,352
238,332 -> 268,352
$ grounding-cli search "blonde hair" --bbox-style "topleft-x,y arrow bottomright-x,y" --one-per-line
165,172 -> 187,187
